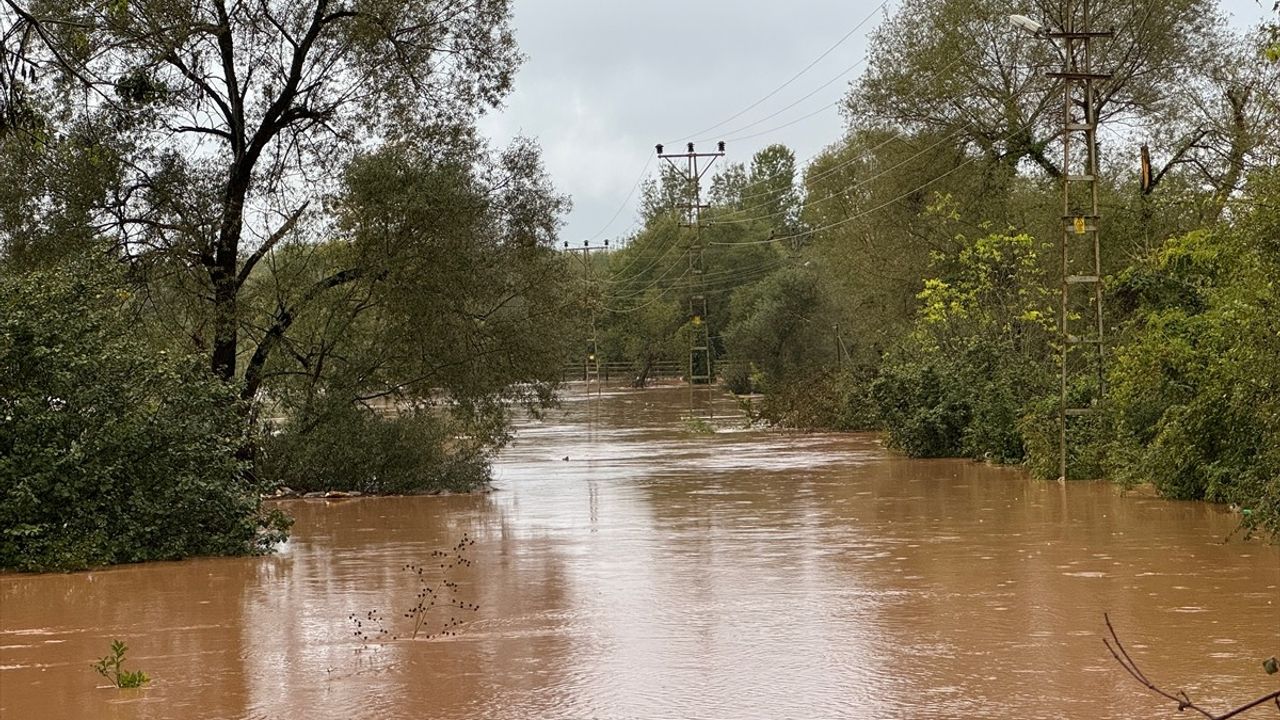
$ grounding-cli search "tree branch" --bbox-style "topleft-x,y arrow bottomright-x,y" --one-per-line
236,201 -> 309,289
240,266 -> 385,403
1146,127 -> 1211,195
1103,614 -> 1280,720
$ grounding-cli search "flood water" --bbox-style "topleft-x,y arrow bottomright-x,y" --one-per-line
2,383 -> 1278,719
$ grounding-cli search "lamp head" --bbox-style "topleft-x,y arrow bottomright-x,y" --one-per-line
1009,14 -> 1043,35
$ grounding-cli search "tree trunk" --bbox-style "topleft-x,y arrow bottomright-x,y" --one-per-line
211,177 -> 249,381
632,354 -> 654,389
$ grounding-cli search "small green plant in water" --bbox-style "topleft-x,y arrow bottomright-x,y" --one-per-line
92,640 -> 149,688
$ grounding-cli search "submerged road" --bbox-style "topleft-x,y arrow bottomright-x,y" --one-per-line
2,382 -> 1277,719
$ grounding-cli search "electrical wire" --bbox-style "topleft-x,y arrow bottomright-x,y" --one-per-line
720,101 -> 842,144
707,54 -> 967,210
700,51 -> 869,143
582,154 -> 654,245
671,0 -> 891,143
709,82 -> 1039,226
709,118 -> 1043,247
601,229 -> 686,289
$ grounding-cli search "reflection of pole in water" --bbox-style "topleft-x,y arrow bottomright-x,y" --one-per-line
587,373 -> 600,439
588,478 -> 599,532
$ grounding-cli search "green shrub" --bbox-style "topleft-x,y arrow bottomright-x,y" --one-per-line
1021,390 -> 1108,480
257,399 -> 496,494
872,233 -> 1056,462
756,367 -> 880,432
0,260 -> 289,572
93,640 -> 148,688
870,360 -> 969,455
1088,175 -> 1280,535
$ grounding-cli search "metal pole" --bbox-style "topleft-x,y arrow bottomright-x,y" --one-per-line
657,141 -> 724,419
1047,0 -> 1111,480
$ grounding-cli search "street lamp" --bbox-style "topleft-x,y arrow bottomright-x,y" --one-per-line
1008,14 -> 1043,35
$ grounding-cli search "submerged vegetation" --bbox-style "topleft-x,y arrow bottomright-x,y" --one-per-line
0,261 -> 288,571
92,640 -> 149,689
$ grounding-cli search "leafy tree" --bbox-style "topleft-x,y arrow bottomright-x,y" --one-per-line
801,131 -> 988,365
1137,29 -> 1280,222
0,258 -> 287,572
722,264 -> 824,387
1,0 -> 523,389
848,0 -> 1222,178
250,140 -> 576,490
702,145 -> 805,239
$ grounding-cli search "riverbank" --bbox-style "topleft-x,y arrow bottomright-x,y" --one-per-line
267,483 -> 497,500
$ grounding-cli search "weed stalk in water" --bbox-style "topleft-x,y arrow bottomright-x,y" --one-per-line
349,534 -> 481,643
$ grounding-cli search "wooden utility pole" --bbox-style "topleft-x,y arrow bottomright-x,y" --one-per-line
656,141 -> 724,417
1046,0 -> 1112,480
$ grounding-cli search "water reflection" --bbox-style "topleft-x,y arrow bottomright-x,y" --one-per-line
2,382 -> 1277,719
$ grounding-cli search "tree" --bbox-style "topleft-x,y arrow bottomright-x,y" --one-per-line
1089,169 -> 1280,535
1135,29 -> 1280,227
702,144 -> 805,239
722,264 -> 823,385
847,0 -> 1222,178
872,232 -> 1056,460
800,129 -> 984,364
249,138 -> 577,490
1,0 -> 522,391
0,258 -> 287,571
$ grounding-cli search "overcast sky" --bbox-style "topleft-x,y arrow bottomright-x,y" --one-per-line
478,0 -> 1274,248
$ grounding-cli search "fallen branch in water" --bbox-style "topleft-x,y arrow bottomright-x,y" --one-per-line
1103,613 -> 1280,719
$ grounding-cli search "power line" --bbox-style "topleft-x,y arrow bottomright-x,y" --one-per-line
672,0 -> 891,143
709,81 -> 1036,226
708,117 -> 1045,247
702,51 -> 869,142
721,101 -> 841,144
707,54 -> 968,210
583,154 -> 654,244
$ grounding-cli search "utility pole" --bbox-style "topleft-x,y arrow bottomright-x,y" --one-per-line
1045,0 -> 1111,480
656,140 -> 724,417
564,239 -> 609,398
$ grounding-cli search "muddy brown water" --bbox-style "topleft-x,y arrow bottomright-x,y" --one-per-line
2,383 -> 1277,720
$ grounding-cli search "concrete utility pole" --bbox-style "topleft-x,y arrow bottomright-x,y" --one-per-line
565,239 -> 609,398
1044,0 -> 1112,480
656,141 -> 724,417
